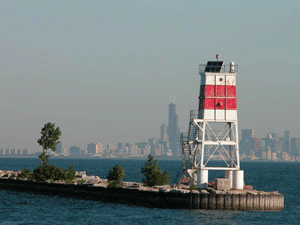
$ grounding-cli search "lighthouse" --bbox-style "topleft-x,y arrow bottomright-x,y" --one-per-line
198,56 -> 237,121
180,55 -> 244,190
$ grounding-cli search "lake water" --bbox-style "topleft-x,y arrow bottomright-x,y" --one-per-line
0,157 -> 298,224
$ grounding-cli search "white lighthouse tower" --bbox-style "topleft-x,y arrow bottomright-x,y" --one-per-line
180,55 -> 244,190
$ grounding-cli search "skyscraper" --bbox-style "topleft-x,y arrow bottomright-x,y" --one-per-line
291,138 -> 300,158
160,123 -> 168,142
56,141 -> 63,154
87,143 -> 103,154
87,143 -> 97,154
263,133 -> 276,152
284,130 -> 290,154
240,129 -> 255,155
167,102 -> 180,156
69,146 -> 80,155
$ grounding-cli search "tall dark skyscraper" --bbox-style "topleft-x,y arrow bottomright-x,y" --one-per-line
167,102 -> 180,156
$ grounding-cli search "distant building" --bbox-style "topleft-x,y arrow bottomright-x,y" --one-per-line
130,144 -> 138,155
272,152 -> 277,160
291,138 -> 300,158
148,138 -> 158,156
106,144 -> 114,154
69,146 -> 80,155
281,151 -> 290,161
87,143 -> 96,154
124,143 -> 135,155
117,143 -> 123,149
254,137 -> 261,156
10,149 -> 16,155
160,123 -> 168,142
284,130 -> 291,154
22,148 -> 29,155
240,129 -> 256,156
63,147 -> 68,155
167,102 -> 180,156
267,147 -> 272,160
136,142 -> 151,156
261,151 -> 267,160
276,137 -> 284,153
159,123 -> 170,155
87,143 -> 103,154
262,133 -> 276,153
56,142 -> 63,154
0,148 -> 28,156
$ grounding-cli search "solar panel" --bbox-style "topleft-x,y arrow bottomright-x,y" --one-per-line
205,61 -> 224,72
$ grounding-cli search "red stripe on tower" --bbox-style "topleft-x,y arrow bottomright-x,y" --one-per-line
200,85 -> 236,98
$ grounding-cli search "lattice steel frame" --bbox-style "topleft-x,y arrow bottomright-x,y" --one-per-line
182,117 -> 240,185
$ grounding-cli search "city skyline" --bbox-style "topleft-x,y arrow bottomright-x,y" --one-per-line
1,99 -> 300,153
0,1 -> 299,151
1,126 -> 299,161
1,99 -> 300,161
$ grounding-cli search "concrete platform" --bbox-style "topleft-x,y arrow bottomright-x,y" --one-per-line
0,178 -> 284,211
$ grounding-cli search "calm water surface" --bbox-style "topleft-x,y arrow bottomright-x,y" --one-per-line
0,158 -> 298,224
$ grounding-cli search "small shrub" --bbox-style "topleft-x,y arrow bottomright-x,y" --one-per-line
18,168 -> 34,180
33,164 -> 76,183
141,154 -> 170,187
161,171 -> 170,185
107,164 -> 125,188
65,165 -> 76,183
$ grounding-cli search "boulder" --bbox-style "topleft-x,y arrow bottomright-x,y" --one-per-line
75,171 -> 87,178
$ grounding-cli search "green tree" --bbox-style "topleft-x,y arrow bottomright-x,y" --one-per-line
107,164 -> 125,188
37,122 -> 61,165
141,154 -> 170,187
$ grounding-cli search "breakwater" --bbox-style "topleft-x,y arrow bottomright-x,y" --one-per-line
0,178 -> 284,211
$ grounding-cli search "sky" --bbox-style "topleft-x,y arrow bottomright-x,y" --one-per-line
0,0 -> 299,152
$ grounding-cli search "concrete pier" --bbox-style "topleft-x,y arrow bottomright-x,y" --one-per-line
0,178 -> 284,211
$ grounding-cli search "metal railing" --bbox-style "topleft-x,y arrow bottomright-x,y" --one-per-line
199,64 -> 238,74
189,110 -> 198,121
180,133 -> 189,143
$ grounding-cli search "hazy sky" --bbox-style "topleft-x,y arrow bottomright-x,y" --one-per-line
0,1 -> 299,151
